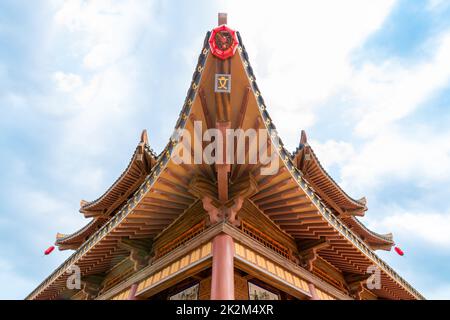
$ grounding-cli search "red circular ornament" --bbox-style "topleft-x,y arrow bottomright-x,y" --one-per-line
209,25 -> 239,60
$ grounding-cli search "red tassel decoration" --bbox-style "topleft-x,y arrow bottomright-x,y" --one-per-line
394,246 -> 404,256
44,246 -> 55,255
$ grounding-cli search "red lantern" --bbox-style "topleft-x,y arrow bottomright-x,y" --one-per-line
394,246 -> 404,256
44,246 -> 55,255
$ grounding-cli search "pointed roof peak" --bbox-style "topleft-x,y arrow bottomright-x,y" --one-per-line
300,130 -> 308,146
218,12 -> 227,26
140,129 -> 148,144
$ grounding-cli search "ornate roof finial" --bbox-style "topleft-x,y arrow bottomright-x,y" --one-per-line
218,12 -> 227,26
300,130 -> 308,146
358,197 -> 367,206
140,129 -> 148,144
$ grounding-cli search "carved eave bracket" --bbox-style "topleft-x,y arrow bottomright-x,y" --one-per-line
297,238 -> 330,271
225,197 -> 244,226
341,208 -> 366,218
188,175 -> 218,201
81,275 -> 104,299
229,172 -> 258,200
119,238 -> 153,271
201,196 -> 244,227
344,273 -> 371,300
202,196 -> 223,224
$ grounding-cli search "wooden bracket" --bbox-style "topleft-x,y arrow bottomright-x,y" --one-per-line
341,208 -> 366,218
344,273 -> 370,300
119,238 -> 153,271
202,196 -> 223,224
81,275 -> 104,299
225,197 -> 244,226
229,172 -> 258,200
202,195 -> 245,226
188,175 -> 218,200
297,238 -> 330,271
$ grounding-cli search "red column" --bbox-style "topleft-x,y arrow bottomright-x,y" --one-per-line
210,233 -> 235,300
308,283 -> 320,300
127,283 -> 138,300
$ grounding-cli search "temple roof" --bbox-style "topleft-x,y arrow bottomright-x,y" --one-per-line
292,130 -> 394,250
55,130 -> 157,250
80,130 -> 156,218
293,131 -> 367,214
28,25 -> 422,300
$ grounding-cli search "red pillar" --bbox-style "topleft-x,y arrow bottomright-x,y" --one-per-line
127,283 -> 138,300
308,283 -> 320,300
210,233 -> 235,300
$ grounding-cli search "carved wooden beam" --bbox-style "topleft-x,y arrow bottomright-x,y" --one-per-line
199,87 -> 213,129
118,238 -> 153,271
81,275 -> 104,299
188,175 -> 218,201
216,121 -> 232,202
229,172 -> 258,200
344,273 -> 370,300
225,197 -> 243,226
297,238 -> 330,271
368,242 -> 394,251
341,208 -> 366,218
202,196 -> 223,224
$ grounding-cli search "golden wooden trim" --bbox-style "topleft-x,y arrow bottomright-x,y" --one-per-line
235,242 -> 310,297
136,242 -> 212,296
222,223 -> 352,300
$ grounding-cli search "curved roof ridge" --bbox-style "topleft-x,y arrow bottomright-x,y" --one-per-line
293,135 -> 367,210
26,31 -> 211,300
80,130 -> 155,216
236,32 -> 422,299
55,218 -> 106,249
349,216 -> 394,243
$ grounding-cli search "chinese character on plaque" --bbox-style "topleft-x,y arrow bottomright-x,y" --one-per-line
215,74 -> 231,93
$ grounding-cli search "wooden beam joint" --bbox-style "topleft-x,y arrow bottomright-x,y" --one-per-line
344,273 -> 370,300
119,238 -> 153,271
297,238 -> 330,271
81,275 -> 104,299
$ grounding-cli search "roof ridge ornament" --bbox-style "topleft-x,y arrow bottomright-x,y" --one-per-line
209,13 -> 238,60
218,12 -> 227,26
300,130 -> 308,146
140,129 -> 148,145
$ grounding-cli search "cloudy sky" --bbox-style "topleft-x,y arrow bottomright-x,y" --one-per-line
1,0 -> 450,299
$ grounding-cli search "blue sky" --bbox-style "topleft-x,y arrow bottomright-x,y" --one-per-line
1,0 -> 450,299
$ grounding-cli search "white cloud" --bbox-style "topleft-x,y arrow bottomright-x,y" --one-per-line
54,0 -> 158,70
219,1 -> 450,195
351,33 -> 450,137
367,208 -> 450,248
53,72 -> 83,92
339,126 -> 450,193
426,284 -> 450,300
310,139 -> 356,169
427,0 -> 450,11
0,259 -> 33,300
42,0 -> 161,194
17,190 -> 85,238
220,0 -> 397,147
